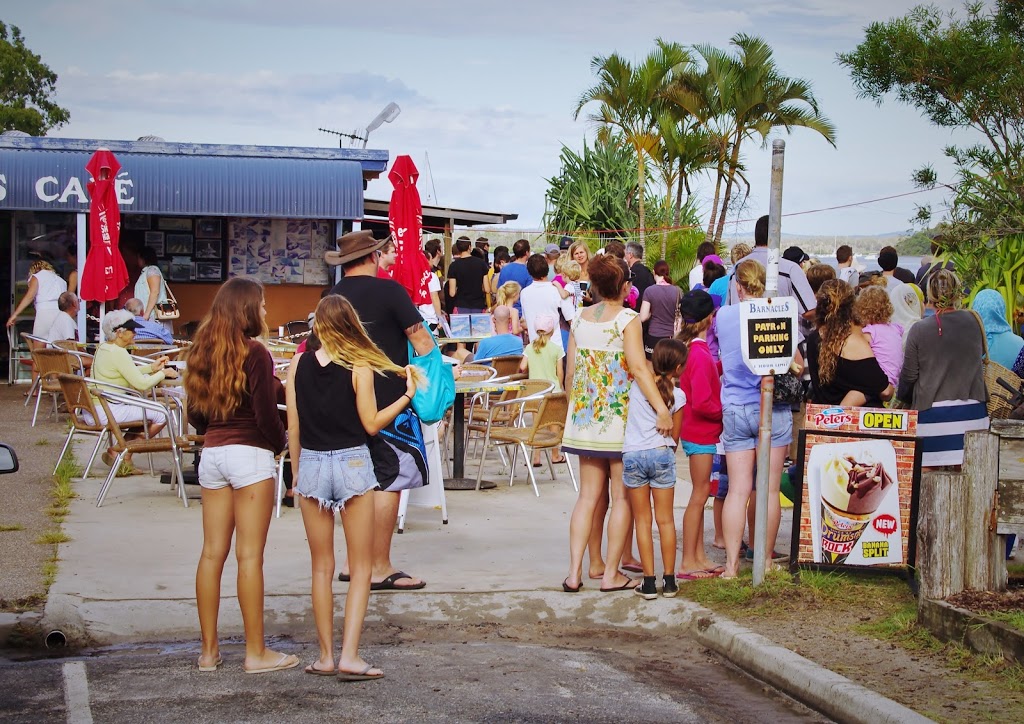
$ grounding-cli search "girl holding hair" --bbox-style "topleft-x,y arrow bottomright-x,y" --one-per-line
561,254 -> 673,593
520,313 -> 565,465
7,259 -> 68,391
285,294 -> 418,680
854,286 -> 904,388
623,338 -> 687,599
675,290 -> 724,579
494,281 -> 522,335
187,278 -> 295,674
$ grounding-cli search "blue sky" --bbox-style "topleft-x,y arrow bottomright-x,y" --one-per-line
4,0 -> 970,236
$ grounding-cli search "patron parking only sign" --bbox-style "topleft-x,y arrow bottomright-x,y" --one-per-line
739,296 -> 798,375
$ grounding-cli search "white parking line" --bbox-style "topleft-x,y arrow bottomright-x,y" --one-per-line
62,661 -> 94,724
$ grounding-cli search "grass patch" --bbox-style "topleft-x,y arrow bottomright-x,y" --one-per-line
34,438 -> 49,446
35,530 -> 70,545
0,524 -> 25,532
986,610 -> 1024,632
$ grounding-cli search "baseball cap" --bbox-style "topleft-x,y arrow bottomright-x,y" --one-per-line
783,246 -> 810,265
114,318 -> 142,332
544,243 -> 560,255
534,313 -> 557,334
679,289 -> 715,324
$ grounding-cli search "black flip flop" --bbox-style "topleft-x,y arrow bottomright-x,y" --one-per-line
599,577 -> 634,592
337,573 -> 350,582
561,577 -> 582,593
370,571 -> 426,591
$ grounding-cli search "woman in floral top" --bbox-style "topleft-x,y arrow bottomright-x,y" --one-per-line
561,254 -> 673,593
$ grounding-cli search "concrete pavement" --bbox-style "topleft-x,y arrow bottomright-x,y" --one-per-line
24,432 -> 933,723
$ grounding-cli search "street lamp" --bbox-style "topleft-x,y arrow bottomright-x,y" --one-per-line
361,102 -> 401,148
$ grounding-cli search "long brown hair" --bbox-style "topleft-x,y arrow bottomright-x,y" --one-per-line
184,278 -> 268,420
652,338 -> 688,409
815,280 -> 855,385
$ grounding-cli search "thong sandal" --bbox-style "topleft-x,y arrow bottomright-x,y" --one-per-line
599,576 -> 634,592
561,577 -> 582,593
337,664 -> 384,681
370,571 -> 426,591
197,656 -> 222,672
244,653 -> 299,675
305,663 -> 336,677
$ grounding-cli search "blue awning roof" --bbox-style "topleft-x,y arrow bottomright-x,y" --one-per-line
0,136 -> 388,219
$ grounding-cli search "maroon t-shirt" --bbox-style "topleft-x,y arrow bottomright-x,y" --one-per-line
196,340 -> 287,453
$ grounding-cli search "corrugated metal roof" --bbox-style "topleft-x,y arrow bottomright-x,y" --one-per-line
0,137 -> 388,219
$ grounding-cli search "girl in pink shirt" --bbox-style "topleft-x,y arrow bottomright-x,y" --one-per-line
676,290 -> 724,579
854,287 -> 904,388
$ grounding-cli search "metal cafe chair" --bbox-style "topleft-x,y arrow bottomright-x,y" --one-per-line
93,390 -> 189,508
27,348 -> 83,427
54,374 -> 149,479
474,392 -> 576,496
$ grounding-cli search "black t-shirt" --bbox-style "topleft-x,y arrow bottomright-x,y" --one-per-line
447,255 -> 489,309
329,275 -> 422,407
631,262 -> 655,307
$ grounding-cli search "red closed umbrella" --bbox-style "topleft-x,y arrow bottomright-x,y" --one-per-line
80,148 -> 128,303
387,155 -> 432,306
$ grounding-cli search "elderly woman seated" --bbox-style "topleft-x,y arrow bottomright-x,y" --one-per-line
88,310 -> 179,466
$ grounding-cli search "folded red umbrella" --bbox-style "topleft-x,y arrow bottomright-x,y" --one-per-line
80,149 -> 129,302
387,155 -> 432,306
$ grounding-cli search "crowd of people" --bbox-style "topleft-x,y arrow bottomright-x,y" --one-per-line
11,219 -> 1004,674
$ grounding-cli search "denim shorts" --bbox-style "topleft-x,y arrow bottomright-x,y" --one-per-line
296,445 -> 378,511
681,441 -> 717,457
720,403 -> 793,453
622,446 -> 677,489
199,445 -> 276,490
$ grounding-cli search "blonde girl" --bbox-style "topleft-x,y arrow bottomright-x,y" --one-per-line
521,313 -> 565,464
495,281 -> 522,335
286,294 -> 419,681
623,338 -> 687,599
7,260 -> 67,390
854,286 -> 904,387
568,241 -> 592,304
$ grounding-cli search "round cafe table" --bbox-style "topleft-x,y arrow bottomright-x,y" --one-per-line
445,378 -> 525,490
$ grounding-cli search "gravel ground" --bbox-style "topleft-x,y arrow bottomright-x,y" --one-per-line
0,384 -> 66,609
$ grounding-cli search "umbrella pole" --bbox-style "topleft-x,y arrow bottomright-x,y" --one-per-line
76,213 -> 87,342
97,302 -> 104,344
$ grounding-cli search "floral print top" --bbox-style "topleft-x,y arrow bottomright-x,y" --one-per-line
561,307 -> 637,458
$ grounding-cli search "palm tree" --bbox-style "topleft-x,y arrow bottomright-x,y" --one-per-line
575,39 -> 691,245
669,35 -> 837,244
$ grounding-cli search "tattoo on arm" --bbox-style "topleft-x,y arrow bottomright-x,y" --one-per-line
405,321 -> 425,338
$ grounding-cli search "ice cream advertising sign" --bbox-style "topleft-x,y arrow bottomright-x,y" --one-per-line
793,405 -> 921,569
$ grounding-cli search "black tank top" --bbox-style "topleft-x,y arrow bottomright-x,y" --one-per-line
295,351 -> 367,451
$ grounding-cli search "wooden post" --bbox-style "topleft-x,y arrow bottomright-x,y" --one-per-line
918,471 -> 966,599
962,431 -> 1002,591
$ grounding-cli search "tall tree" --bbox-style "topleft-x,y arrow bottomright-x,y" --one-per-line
574,39 -> 690,245
0,22 -> 69,135
838,1 -> 1024,248
670,35 -> 836,244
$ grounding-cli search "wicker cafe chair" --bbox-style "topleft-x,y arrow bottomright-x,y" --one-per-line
465,378 -> 553,459
93,390 -> 189,508
28,348 -> 83,427
488,355 -> 524,378
19,332 -> 50,403
54,373 -> 148,479
474,390 -> 575,496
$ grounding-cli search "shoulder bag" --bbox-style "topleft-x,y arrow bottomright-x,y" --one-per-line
407,338 -> 456,425
154,279 -> 180,321
967,309 -> 1021,419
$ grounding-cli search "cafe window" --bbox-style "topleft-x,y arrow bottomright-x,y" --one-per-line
11,210 -> 77,324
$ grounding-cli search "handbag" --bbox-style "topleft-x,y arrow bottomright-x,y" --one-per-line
967,309 -> 1022,419
154,280 -> 180,321
407,340 -> 456,425
773,371 -> 804,405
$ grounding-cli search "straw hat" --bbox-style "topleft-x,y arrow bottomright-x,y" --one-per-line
324,230 -> 389,266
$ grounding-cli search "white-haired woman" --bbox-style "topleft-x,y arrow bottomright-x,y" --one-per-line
89,310 -> 176,467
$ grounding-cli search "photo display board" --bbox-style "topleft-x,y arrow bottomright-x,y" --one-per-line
792,404 -> 921,572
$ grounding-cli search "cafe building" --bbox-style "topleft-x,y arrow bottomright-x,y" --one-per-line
1,133 -> 517,382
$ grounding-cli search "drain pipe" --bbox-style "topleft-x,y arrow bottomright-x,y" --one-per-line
45,630 -> 68,648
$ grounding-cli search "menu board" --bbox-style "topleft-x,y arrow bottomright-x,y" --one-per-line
792,404 -> 921,571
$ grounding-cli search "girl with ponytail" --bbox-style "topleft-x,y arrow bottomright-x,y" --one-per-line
621,338 -> 688,600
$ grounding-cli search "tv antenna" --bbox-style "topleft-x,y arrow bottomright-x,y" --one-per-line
317,102 -> 401,149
